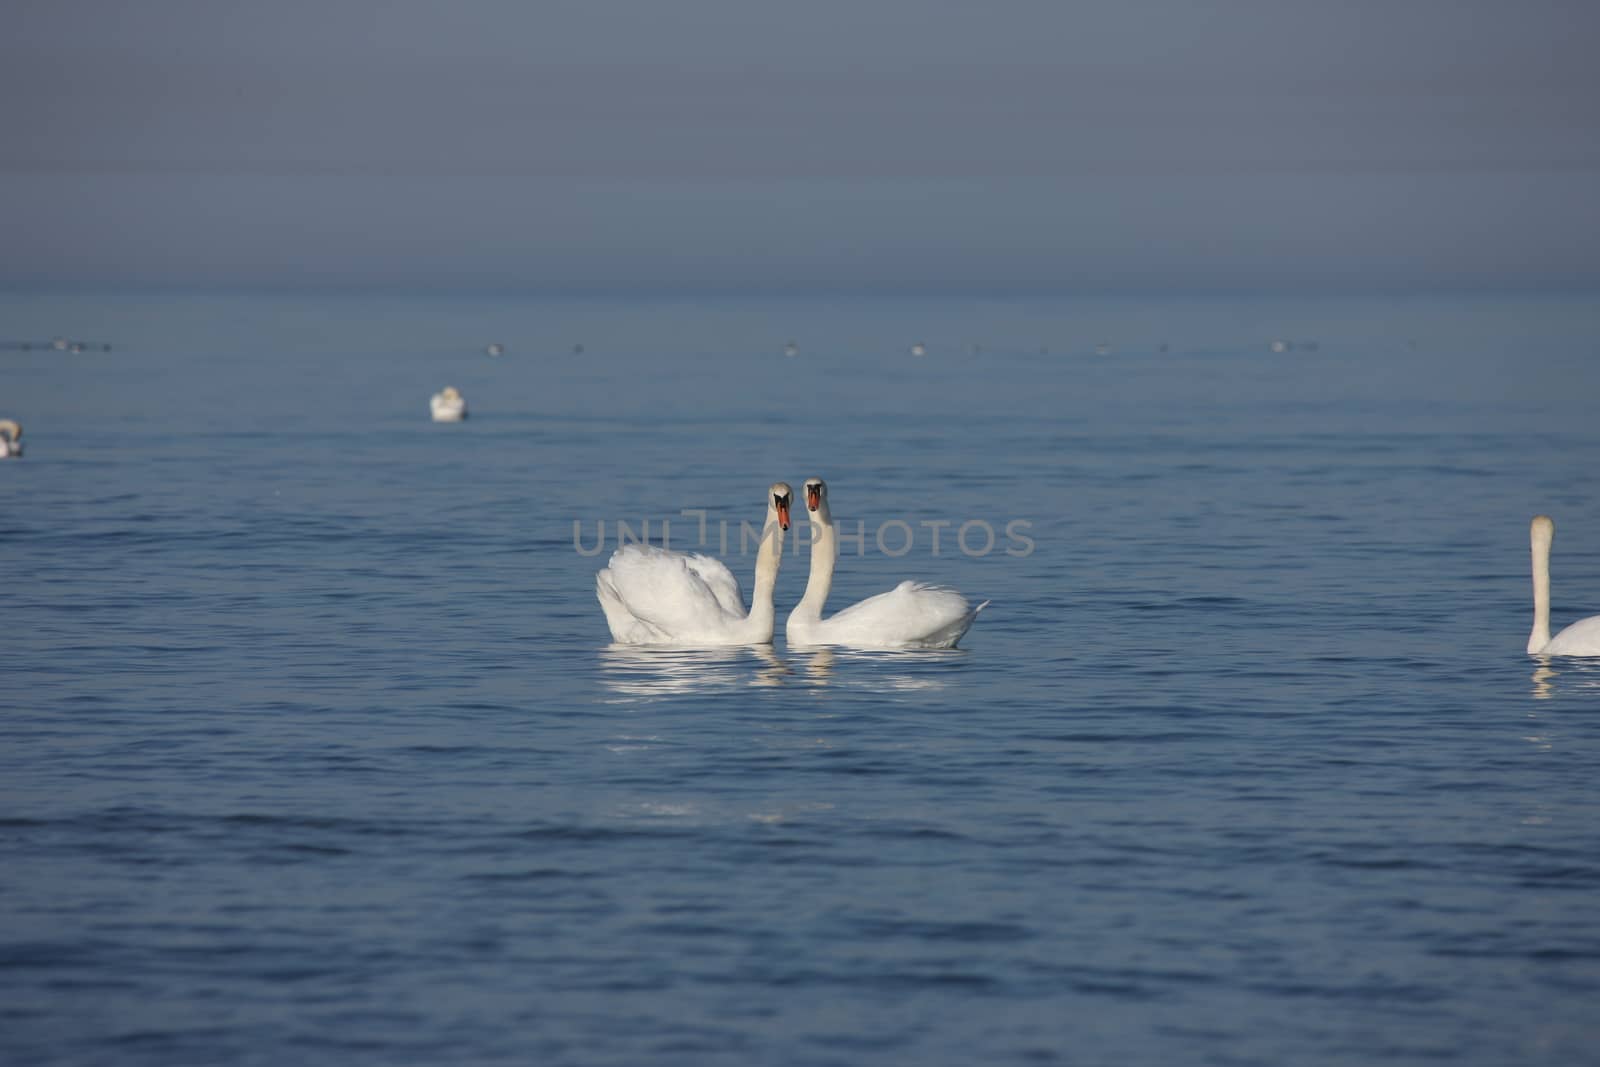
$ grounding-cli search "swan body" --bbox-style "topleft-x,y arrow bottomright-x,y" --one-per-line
786,478 -> 986,649
430,387 -> 467,422
1528,515 -> 1600,656
597,483 -> 791,646
0,419 -> 21,458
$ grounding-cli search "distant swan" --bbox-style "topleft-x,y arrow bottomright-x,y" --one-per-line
0,419 -> 21,459
1527,515 -> 1600,656
430,387 -> 467,422
786,478 -> 986,649
596,483 -> 792,646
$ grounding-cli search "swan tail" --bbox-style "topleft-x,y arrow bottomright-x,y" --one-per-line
915,600 -> 987,649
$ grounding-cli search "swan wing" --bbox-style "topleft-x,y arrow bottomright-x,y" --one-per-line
682,553 -> 746,617
599,544 -> 744,638
596,569 -> 669,644
820,581 -> 987,649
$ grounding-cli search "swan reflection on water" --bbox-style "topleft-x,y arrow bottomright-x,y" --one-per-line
599,645 -> 788,700
599,644 -> 957,700
1528,656 -> 1600,701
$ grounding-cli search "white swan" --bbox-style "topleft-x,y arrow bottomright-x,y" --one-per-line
430,387 -> 467,422
786,478 -> 986,649
0,419 -> 21,459
596,483 -> 792,646
1528,515 -> 1600,656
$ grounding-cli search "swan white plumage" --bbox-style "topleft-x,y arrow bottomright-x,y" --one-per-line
786,478 -> 986,649
0,419 -> 21,459
430,387 -> 467,422
596,483 -> 792,646
1527,515 -> 1600,656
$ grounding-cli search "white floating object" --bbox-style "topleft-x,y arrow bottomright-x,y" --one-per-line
783,341 -> 799,358
485,343 -> 505,357
1270,339 -> 1291,353
910,342 -> 927,357
0,418 -> 22,458
430,387 -> 468,422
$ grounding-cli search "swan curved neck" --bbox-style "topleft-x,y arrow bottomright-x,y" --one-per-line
792,504 -> 837,623
1529,517 -> 1553,654
745,515 -> 785,635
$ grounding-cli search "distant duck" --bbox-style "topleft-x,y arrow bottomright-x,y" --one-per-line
910,342 -> 927,357
1527,515 -> 1600,656
0,419 -> 22,458
430,387 -> 468,422
1270,339 -> 1291,354
784,341 -> 799,358
485,343 -> 505,357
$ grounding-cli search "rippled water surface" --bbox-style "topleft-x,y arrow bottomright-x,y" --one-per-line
4,290 -> 1600,1065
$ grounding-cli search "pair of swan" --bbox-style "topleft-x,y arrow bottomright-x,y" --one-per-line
1528,515 -> 1600,656
430,387 -> 467,422
0,419 -> 21,459
596,479 -> 986,649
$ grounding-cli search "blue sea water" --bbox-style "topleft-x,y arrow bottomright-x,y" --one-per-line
3,288 -> 1600,1065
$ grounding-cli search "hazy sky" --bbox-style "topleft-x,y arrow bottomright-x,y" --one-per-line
4,0 -> 1598,290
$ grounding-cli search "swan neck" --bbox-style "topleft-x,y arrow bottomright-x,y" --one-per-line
1529,517 -> 1552,653
793,505 -> 837,622
746,516 -> 784,632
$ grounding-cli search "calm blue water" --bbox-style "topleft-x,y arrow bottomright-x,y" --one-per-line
4,289 -> 1600,1065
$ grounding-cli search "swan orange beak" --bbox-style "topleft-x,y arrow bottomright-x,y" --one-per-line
776,498 -> 791,531
806,484 -> 821,512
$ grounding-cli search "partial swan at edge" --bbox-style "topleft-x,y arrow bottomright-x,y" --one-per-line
786,478 -> 986,649
1528,515 -> 1600,656
430,387 -> 467,422
596,483 -> 792,646
0,419 -> 21,459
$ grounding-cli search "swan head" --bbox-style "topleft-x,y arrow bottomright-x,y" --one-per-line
1532,514 -> 1554,551
803,477 -> 828,515
0,419 -> 19,442
440,387 -> 461,400
769,482 -> 793,531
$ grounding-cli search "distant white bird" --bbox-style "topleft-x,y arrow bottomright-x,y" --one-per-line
784,341 -> 799,358
786,479 -> 986,649
485,343 -> 505,357
910,342 -> 927,357
1527,515 -> 1600,656
0,419 -> 22,459
430,387 -> 468,422
1270,339 -> 1291,353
